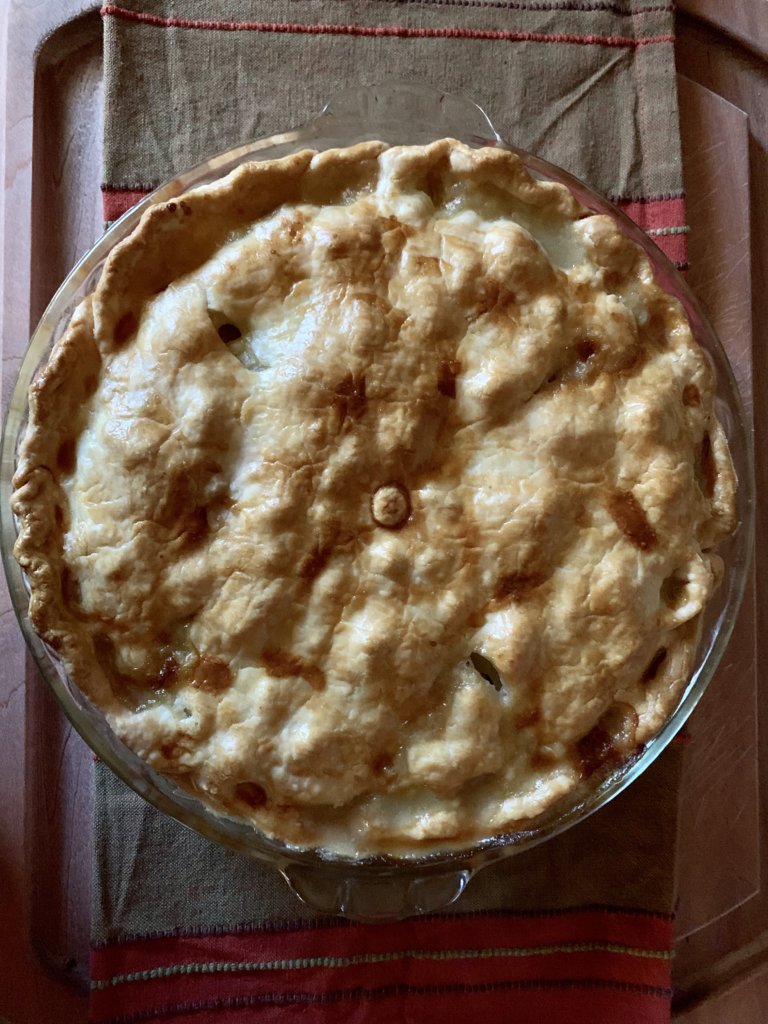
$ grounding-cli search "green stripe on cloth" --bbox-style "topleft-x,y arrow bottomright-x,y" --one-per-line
92,942 -> 674,992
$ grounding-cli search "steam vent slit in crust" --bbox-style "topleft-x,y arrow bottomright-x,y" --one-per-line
11,140 -> 737,855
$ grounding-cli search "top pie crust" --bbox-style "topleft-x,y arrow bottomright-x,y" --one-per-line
12,140 -> 737,855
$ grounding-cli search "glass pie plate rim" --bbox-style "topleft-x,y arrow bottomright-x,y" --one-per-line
0,81 -> 755,919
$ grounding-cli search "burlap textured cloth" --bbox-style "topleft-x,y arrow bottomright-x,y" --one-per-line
92,4 -> 687,1021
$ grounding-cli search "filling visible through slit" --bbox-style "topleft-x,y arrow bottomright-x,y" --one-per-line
470,652 -> 503,692
207,308 -> 265,369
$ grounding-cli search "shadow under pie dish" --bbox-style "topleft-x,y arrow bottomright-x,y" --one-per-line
2,90 -> 752,909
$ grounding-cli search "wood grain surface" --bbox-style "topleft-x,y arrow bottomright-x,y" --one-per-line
679,0 -> 768,63
1,3 -> 766,1022
1,5 -> 98,1021
674,76 -> 758,944
674,9 -> 768,1011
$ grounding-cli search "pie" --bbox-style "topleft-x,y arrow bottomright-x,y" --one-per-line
11,139 -> 737,855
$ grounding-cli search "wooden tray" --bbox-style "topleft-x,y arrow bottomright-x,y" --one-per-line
0,3 -> 764,1020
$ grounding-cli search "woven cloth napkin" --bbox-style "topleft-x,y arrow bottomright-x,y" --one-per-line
92,3 -> 688,1022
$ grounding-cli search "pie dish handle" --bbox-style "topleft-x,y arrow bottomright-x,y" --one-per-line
281,862 -> 474,922
310,79 -> 503,148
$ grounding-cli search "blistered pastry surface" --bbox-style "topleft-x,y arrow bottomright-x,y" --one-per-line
12,140 -> 736,853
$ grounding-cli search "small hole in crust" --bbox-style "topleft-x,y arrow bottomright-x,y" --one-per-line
575,338 -> 598,363
470,652 -> 503,692
682,383 -> 701,407
235,782 -> 268,808
60,566 -> 81,608
56,439 -> 76,474
576,725 -> 616,778
113,311 -> 137,346
217,322 -> 242,343
696,432 -> 716,498
437,359 -> 461,399
661,575 -> 688,609
208,308 -> 243,342
641,647 -> 667,683
576,703 -> 639,778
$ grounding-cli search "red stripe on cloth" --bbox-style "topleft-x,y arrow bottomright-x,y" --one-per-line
91,976 -> 673,1024
349,0 -> 675,15
616,195 -> 685,231
100,5 -> 674,47
613,196 -> 688,265
90,910 -> 673,1023
649,232 -> 687,267
103,187 -> 152,222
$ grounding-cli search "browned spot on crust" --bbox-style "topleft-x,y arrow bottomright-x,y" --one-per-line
299,542 -> 335,582
530,750 -> 557,770
682,383 -> 701,407
262,648 -> 325,690
333,373 -> 367,428
603,270 -> 623,293
54,504 -> 65,529
380,219 -> 415,256
284,214 -> 306,242
414,255 -> 441,275
575,725 -> 620,779
605,489 -> 658,551
192,655 -> 233,694
476,280 -> 517,317
180,200 -> 193,216
160,741 -> 182,761
235,782 -> 268,808
355,291 -> 393,317
327,235 -> 353,259
641,647 -> 668,683
186,507 -> 210,544
515,708 -> 541,730
698,432 -> 716,498
494,571 -> 545,603
113,311 -> 137,346
437,359 -> 461,399
167,202 -> 177,213
56,438 -> 76,474
372,752 -> 395,776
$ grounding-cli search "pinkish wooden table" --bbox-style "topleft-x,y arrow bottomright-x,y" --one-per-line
1,3 -> 766,1021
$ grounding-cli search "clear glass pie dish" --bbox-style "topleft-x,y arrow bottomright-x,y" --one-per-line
0,82 -> 755,921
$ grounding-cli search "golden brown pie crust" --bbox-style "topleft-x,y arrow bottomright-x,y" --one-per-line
12,140 -> 737,854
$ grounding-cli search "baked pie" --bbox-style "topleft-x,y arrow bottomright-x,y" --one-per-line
12,140 -> 737,854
